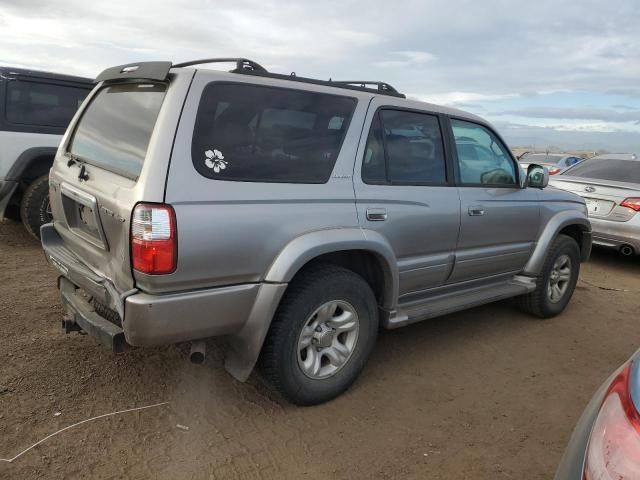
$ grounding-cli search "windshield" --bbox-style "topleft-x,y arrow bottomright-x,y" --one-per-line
564,158 -> 640,183
68,83 -> 166,179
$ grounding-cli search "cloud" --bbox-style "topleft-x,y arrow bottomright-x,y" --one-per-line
374,51 -> 435,69
494,121 -> 640,153
493,107 -> 640,124
2,0 -> 640,152
2,0 -> 640,96
409,92 -> 518,106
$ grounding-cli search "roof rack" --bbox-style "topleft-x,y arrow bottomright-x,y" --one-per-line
172,58 -> 267,72
235,69 -> 406,98
95,58 -> 406,97
331,81 -> 401,95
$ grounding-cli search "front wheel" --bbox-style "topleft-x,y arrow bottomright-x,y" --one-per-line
515,234 -> 581,318
20,175 -> 52,240
259,264 -> 378,405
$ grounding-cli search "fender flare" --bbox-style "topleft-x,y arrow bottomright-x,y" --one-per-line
224,228 -> 399,382
6,146 -> 57,181
523,210 -> 591,276
264,227 -> 399,309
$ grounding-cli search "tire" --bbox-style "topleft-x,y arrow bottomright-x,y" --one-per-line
515,234 -> 581,318
260,264 -> 379,406
20,175 -> 52,240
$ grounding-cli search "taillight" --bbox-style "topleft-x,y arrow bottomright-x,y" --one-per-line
549,167 -> 561,175
583,363 -> 640,479
131,203 -> 177,274
620,198 -> 640,212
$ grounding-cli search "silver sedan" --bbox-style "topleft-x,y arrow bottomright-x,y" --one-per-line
550,153 -> 640,256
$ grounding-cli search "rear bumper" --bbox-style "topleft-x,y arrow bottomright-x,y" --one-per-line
590,216 -> 640,252
41,223 -> 284,350
59,276 -> 126,352
124,283 -> 261,346
0,180 -> 18,220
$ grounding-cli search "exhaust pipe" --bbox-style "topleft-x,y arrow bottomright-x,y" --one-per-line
189,340 -> 206,365
620,245 -> 635,257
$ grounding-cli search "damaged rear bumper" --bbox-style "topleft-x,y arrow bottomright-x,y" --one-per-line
41,223 -> 287,381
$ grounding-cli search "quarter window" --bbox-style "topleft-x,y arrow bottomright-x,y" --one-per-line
451,119 -> 516,186
191,83 -> 356,183
362,109 -> 447,185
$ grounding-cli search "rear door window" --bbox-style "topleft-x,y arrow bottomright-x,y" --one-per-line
5,80 -> 88,127
362,109 -> 447,185
566,159 -> 640,183
191,83 -> 356,183
69,83 -> 166,179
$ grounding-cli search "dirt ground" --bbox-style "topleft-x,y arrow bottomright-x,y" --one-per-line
1,220 -> 639,480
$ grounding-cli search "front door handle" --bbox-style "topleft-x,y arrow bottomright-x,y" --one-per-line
468,206 -> 485,216
366,208 -> 387,221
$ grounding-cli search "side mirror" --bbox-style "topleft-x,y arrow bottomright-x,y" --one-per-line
527,164 -> 549,189
518,165 -> 527,188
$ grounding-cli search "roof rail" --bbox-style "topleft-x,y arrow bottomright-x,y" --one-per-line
172,58 -> 267,72
96,58 -> 406,97
236,70 -> 406,98
331,81 -> 401,95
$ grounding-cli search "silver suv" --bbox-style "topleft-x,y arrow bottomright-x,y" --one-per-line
41,59 -> 592,405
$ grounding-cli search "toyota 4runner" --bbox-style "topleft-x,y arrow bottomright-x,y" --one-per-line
41,59 -> 592,405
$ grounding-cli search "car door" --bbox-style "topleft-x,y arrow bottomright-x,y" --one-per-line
353,103 -> 460,298
447,117 -> 540,283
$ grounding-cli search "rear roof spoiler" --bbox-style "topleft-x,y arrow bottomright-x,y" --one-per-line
94,61 -> 172,83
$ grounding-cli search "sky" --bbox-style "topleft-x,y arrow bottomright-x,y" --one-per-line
1,0 -> 640,154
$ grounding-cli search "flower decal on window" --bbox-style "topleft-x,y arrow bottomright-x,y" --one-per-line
204,149 -> 228,173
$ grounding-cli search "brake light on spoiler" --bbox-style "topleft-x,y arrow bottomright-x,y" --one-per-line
131,203 -> 177,274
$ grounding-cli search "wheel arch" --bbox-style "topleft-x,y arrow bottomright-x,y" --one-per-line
523,211 -> 592,276
264,228 -> 399,310
4,147 -> 57,220
6,146 -> 57,182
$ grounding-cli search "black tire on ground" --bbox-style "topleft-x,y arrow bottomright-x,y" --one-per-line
259,264 -> 379,406
515,234 -> 581,319
20,175 -> 52,240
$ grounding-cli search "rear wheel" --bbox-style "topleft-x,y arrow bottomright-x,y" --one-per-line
515,234 -> 580,318
20,175 -> 52,240
260,264 -> 378,405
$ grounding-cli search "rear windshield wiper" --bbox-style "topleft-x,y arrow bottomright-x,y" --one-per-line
64,152 -> 84,168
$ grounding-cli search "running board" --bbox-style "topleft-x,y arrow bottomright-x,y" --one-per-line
384,276 -> 536,329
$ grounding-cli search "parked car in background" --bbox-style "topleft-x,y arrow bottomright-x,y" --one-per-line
519,153 -> 583,175
550,154 -> 640,256
555,349 -> 640,479
42,58 -> 591,405
0,67 -> 92,238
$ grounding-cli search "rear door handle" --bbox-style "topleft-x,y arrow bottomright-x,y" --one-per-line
366,208 -> 387,221
468,206 -> 485,216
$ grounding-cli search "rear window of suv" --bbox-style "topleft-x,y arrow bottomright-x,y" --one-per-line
191,83 -> 356,183
68,83 -> 166,179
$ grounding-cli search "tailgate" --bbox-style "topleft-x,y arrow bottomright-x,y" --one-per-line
47,69 -> 194,294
